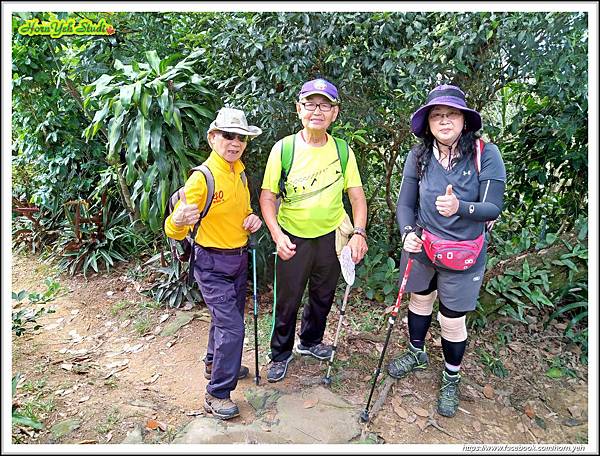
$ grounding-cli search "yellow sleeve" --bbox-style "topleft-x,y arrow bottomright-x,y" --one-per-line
261,140 -> 284,194
164,171 -> 208,240
344,146 -> 363,189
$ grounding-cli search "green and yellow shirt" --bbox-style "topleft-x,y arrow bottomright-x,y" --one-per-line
261,132 -> 362,238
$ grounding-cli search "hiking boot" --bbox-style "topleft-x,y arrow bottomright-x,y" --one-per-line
266,354 -> 294,383
295,342 -> 333,361
204,393 -> 240,420
437,371 -> 461,417
387,343 -> 429,379
204,363 -> 250,380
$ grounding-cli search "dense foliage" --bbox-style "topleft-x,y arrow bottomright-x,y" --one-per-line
11,12 -> 588,343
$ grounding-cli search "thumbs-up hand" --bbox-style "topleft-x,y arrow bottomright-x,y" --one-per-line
435,184 -> 459,217
172,189 -> 201,227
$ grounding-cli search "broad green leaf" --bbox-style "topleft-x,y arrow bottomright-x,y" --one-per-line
140,190 -> 150,221
173,106 -> 183,133
120,84 -> 134,108
158,86 -> 169,114
91,100 -> 110,124
140,91 -> 152,118
125,119 -> 139,156
12,413 -> 44,430
132,81 -> 142,104
545,367 -> 563,379
149,202 -> 160,232
144,165 -> 158,193
150,117 -> 163,156
107,113 -> 124,155
136,112 -> 150,162
175,101 -> 213,119
146,50 -> 161,75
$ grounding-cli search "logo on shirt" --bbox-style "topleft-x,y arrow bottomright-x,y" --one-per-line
463,170 -> 472,176
212,190 -> 224,204
472,275 -> 481,282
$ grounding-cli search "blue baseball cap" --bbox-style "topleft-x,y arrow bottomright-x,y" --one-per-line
298,78 -> 339,103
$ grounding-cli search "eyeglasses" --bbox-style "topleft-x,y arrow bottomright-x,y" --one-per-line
429,111 -> 463,122
301,102 -> 336,112
219,131 -> 249,143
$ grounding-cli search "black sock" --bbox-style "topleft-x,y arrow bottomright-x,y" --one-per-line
408,310 -> 432,350
441,337 -> 467,373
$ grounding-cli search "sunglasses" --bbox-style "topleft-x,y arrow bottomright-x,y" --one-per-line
219,131 -> 249,143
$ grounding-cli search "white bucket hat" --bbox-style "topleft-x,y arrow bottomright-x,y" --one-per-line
207,108 -> 262,138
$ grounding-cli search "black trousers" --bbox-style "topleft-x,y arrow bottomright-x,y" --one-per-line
270,230 -> 341,362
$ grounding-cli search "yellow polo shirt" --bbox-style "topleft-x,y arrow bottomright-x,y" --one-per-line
261,132 -> 362,238
164,150 -> 252,248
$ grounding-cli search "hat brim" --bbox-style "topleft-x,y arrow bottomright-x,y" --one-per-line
208,123 -> 263,138
299,91 -> 338,103
411,102 -> 482,138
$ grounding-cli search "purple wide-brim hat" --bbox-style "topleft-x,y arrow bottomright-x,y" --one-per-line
410,85 -> 482,138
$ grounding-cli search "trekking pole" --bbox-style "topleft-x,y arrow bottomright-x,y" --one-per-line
249,234 -> 260,385
359,252 -> 416,423
323,245 -> 355,386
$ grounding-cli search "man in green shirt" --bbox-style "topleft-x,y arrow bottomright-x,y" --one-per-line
260,78 -> 368,382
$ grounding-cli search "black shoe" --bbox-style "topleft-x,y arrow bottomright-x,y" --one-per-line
437,371 -> 461,417
204,363 -> 250,380
204,393 -> 240,420
295,342 -> 333,361
266,354 -> 294,383
387,343 -> 429,379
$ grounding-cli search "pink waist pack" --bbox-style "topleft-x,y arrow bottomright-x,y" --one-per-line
422,229 -> 484,271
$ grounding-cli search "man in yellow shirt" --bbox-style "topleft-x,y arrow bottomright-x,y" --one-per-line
165,108 -> 262,420
260,78 -> 368,382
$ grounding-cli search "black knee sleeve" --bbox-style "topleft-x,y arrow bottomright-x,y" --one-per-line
408,310 -> 432,350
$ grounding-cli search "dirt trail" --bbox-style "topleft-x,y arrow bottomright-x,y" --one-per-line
10,254 -> 589,445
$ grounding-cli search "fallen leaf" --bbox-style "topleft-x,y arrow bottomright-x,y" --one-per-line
78,395 -> 90,403
405,414 -> 417,423
146,419 -> 159,430
144,373 -> 160,384
120,319 -> 131,328
524,403 -> 535,419
415,418 -> 428,431
185,410 -> 204,416
391,397 -> 407,418
483,384 -> 495,399
77,439 -> 97,444
534,416 -> 546,429
568,405 -> 582,418
412,406 -> 429,417
61,363 -> 73,371
105,432 -> 112,443
563,417 -> 584,427
472,420 -> 481,432
303,398 -> 319,409
157,420 -> 167,432
384,305 -> 394,314
160,314 -> 170,323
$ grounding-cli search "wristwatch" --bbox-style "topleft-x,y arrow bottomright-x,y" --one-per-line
353,227 -> 367,240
